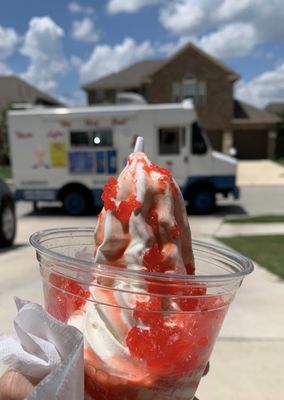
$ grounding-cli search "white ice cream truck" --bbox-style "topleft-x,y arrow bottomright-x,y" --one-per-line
8,101 -> 238,215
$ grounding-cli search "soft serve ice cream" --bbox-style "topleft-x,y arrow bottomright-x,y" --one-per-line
94,136 -> 194,275
46,137 -> 228,400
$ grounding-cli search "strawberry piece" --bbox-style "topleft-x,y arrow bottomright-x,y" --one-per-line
133,297 -> 163,326
170,224 -> 180,240
47,273 -> 90,322
126,322 -> 196,375
101,177 -> 118,211
116,194 -> 141,223
143,243 -> 175,273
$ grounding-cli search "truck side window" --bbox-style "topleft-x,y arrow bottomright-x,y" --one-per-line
191,122 -> 207,155
159,127 -> 180,155
70,131 -> 90,146
92,129 -> 113,147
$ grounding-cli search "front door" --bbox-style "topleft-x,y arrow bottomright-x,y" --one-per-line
156,126 -> 188,187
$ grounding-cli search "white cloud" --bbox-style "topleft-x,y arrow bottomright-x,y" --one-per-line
20,17 -> 68,92
72,17 -> 98,42
107,0 -> 162,14
159,0 -> 284,59
159,0 -> 214,36
236,62 -> 284,108
58,89 -> 86,106
0,61 -> 12,75
0,25 -> 19,60
79,37 -> 155,83
199,23 -> 257,58
68,1 -> 94,15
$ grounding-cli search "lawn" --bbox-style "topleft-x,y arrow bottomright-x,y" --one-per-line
276,158 -> 284,166
226,215 -> 284,223
0,165 -> 12,180
219,235 -> 284,279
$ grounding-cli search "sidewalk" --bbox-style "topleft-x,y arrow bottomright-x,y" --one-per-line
196,236 -> 284,400
215,222 -> 284,237
237,160 -> 284,186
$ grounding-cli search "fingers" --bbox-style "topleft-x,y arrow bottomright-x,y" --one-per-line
0,370 -> 35,400
203,362 -> 210,377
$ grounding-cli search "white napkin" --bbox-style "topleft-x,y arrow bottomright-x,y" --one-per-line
0,298 -> 84,400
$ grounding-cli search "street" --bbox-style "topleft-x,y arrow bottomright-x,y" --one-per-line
1,186 -> 284,399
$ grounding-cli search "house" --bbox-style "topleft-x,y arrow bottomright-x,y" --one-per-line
0,75 -> 63,109
0,75 -> 64,162
265,102 -> 284,116
264,102 -> 284,158
82,43 -> 279,159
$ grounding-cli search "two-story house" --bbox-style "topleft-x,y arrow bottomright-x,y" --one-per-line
82,43 -> 279,159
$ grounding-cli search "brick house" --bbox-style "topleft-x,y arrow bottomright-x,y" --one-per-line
0,75 -> 64,163
0,75 -> 63,109
82,43 -> 279,159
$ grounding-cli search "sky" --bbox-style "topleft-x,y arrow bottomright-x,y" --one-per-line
0,0 -> 284,108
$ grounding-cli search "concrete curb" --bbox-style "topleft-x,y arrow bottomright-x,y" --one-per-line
215,222 -> 284,237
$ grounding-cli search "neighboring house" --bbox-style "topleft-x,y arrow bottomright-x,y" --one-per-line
82,43 -> 279,159
0,75 -> 64,161
0,75 -> 64,109
265,102 -> 284,115
265,102 -> 284,158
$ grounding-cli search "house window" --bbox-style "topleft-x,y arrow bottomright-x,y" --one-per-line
198,81 -> 206,106
70,131 -> 90,146
92,129 -> 113,147
183,77 -> 196,100
95,90 -> 105,102
159,127 -> 181,155
172,82 -> 181,102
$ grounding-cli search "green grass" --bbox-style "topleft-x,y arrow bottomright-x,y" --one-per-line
219,235 -> 284,279
226,215 -> 284,223
276,158 -> 284,166
0,165 -> 12,180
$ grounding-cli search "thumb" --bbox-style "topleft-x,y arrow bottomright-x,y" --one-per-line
0,370 -> 35,400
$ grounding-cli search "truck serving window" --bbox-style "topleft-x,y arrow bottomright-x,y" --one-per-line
159,127 -> 180,155
70,131 -> 90,146
191,122 -> 207,155
92,129 -> 113,147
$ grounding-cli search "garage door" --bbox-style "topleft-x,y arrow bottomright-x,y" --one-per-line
206,130 -> 223,151
233,130 -> 268,159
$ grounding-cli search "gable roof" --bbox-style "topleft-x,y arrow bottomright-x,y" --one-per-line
233,99 -> 280,124
152,42 -> 240,81
264,102 -> 284,115
82,60 -> 166,91
0,75 -> 64,108
82,42 -> 239,91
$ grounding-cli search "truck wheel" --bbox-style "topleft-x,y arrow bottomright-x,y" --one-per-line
62,191 -> 90,216
0,199 -> 16,247
189,187 -> 215,214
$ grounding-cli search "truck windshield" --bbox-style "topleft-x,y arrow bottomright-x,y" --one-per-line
191,122 -> 208,155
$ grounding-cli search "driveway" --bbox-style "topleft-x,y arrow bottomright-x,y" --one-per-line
237,160 -> 284,186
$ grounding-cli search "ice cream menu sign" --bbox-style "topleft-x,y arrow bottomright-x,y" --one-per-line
69,150 -> 117,174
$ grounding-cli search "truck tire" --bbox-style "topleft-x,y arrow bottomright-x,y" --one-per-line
0,198 -> 16,247
62,190 -> 91,216
188,186 -> 216,214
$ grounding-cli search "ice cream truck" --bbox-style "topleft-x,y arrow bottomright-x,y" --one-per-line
7,101 -> 239,215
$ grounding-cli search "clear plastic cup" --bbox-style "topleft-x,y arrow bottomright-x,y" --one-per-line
30,227 -> 253,400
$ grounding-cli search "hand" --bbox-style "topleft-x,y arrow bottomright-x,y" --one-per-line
0,370 -> 35,400
0,363 -> 210,399
194,362 -> 210,400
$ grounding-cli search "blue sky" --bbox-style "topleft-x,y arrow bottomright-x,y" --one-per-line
0,0 -> 284,107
